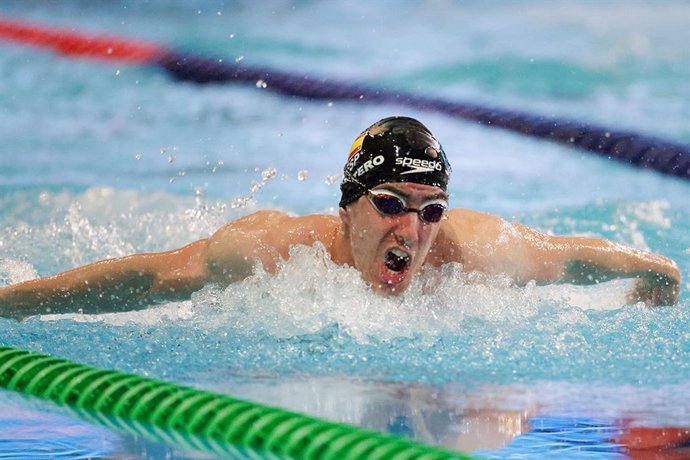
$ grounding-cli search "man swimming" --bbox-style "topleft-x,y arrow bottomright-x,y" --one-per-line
0,116 -> 681,319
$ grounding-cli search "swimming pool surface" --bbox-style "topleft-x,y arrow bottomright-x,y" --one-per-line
1,1 -> 690,458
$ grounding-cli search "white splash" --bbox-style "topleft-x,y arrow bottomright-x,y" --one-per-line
187,245 -> 628,342
0,258 -> 38,286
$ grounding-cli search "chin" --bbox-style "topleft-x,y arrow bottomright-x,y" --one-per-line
371,279 -> 411,296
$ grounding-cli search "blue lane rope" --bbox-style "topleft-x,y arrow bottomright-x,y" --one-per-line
1,16 -> 688,180
156,51 -> 690,180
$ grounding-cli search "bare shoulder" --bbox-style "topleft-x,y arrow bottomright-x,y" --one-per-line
212,210 -> 339,244
206,210 -> 339,281
446,208 -> 505,230
438,208 -> 511,245
430,208 -> 520,270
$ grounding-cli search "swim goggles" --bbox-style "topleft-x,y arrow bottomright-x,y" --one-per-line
367,189 -> 447,224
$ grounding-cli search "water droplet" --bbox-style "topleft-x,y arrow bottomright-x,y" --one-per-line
256,80 -> 267,89
107,48 -> 113,55
135,152 -> 142,160
297,170 -> 309,181
324,174 -> 338,185
115,69 -> 120,76
261,167 -> 277,181
231,197 -> 251,209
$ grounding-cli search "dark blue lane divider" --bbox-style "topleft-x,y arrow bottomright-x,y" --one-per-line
2,16 -> 689,180
157,51 -> 690,180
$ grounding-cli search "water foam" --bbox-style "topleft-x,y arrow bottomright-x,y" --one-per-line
1,190 -> 687,389
185,244 -> 630,343
0,258 -> 38,286
0,187 -> 233,273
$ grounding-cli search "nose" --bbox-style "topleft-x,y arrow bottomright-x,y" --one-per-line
393,211 -> 421,247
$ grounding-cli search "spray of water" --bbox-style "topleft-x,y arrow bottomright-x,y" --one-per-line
1,190 -> 688,391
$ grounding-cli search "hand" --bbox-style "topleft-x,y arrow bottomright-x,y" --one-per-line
626,274 -> 680,306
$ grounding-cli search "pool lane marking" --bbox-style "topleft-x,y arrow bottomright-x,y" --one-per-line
1,14 -> 689,181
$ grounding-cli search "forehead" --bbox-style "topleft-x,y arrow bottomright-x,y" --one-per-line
371,182 -> 448,200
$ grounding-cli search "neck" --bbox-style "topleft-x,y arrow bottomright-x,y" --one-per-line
328,222 -> 353,267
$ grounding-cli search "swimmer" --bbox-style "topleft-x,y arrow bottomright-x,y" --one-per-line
0,116 -> 681,320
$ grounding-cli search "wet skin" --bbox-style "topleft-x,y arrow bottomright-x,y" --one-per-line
0,181 -> 681,320
338,183 -> 448,295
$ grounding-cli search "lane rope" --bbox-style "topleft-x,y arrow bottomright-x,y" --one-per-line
0,345 -> 473,459
0,14 -> 687,457
1,15 -> 689,180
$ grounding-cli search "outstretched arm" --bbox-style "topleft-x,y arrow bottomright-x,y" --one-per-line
506,224 -> 680,306
0,210 -> 307,320
445,209 -> 681,306
0,239 -> 209,320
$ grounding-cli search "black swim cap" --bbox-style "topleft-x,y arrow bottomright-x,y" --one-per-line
339,116 -> 451,208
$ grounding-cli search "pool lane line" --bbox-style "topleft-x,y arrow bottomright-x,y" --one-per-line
0,16 -> 163,63
1,14 -> 689,181
0,345 -> 476,460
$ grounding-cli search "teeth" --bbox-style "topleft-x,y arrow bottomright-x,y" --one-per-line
390,248 -> 409,259
385,248 -> 410,272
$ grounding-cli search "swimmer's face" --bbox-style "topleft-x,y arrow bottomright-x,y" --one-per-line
339,182 -> 448,295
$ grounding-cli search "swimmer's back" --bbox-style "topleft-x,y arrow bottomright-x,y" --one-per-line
431,208 -> 529,277
207,211 -> 340,282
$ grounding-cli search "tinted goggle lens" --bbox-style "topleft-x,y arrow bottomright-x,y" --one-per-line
371,193 -> 406,215
419,203 -> 446,223
369,192 -> 446,223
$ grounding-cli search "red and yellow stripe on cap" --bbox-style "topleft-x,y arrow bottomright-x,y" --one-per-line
347,132 -> 366,160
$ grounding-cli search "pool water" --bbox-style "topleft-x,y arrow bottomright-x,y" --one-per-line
1,1 -> 690,458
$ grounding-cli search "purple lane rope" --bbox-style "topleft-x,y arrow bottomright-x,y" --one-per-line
1,15 -> 688,180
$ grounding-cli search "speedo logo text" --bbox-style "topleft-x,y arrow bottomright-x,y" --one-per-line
395,157 -> 443,174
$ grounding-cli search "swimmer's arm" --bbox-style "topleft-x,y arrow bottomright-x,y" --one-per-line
512,225 -> 681,306
205,212 -> 287,285
0,211 -> 293,320
0,240 -> 209,320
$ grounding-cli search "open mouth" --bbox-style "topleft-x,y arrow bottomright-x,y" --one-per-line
385,248 -> 410,273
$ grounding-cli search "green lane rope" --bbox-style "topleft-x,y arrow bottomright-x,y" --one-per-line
0,345 -> 475,459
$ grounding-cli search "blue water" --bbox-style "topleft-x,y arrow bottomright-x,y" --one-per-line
1,1 -> 690,458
